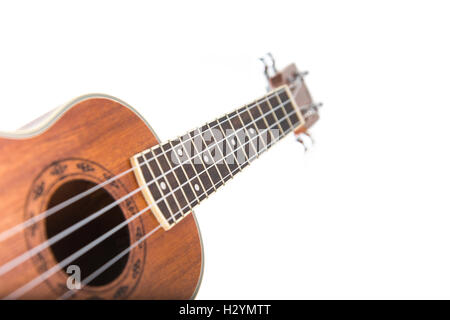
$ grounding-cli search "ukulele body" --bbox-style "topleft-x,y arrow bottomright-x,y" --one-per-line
0,94 -> 204,299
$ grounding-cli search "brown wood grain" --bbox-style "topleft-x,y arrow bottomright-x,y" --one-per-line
269,63 -> 315,134
0,96 -> 203,299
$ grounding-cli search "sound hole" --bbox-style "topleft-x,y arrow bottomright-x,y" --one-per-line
45,179 -> 130,287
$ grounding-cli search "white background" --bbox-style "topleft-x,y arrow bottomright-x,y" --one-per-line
1,1 -> 449,299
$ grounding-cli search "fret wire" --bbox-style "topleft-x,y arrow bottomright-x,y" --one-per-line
236,107 -> 259,159
208,120 -> 234,182
172,86 -> 287,168
278,89 -> 290,102
205,86 -> 284,133
217,96 -> 292,171
216,119 -> 242,174
159,143 -> 193,213
149,148 -> 185,219
274,93 -> 292,134
241,93 -> 288,159
272,104 -> 285,138
231,108 -> 257,165
178,107 -> 297,205
198,88 -> 287,165
264,94 -> 285,136
192,127 -> 222,191
198,125 -> 226,186
225,112 -> 251,167
250,104 -> 271,152
245,104 -> 268,155
143,151 -> 178,223
172,89 -> 284,162
278,89 -> 300,127
213,94 -> 293,170
280,93 -> 298,132
168,139 -> 202,204
155,89 -> 283,163
254,101 -> 277,150
246,101 -> 281,154
155,104 -> 294,208
188,130 -> 217,193
209,107 -> 294,200
158,94 -> 293,192
258,101 -> 281,145
274,90 -> 296,132
219,116 -> 245,175
179,134 -> 210,198
174,136 -> 207,202
250,91 -> 293,150
178,106 -> 295,208
148,141 -> 196,212
141,90 -> 294,212
219,115 -> 246,171
206,121 -> 234,181
150,148 -> 185,218
156,145 -> 192,216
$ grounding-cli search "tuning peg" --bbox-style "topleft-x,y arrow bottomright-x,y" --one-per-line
292,70 -> 309,82
313,102 -> 323,109
259,53 -> 278,81
294,132 -> 314,152
304,102 -> 323,116
267,53 -> 277,72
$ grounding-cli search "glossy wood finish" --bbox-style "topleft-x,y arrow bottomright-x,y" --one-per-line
0,96 -> 203,299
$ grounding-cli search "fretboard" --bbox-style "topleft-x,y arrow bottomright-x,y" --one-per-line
132,85 -> 304,230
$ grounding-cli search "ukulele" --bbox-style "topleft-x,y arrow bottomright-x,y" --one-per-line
0,55 -> 321,299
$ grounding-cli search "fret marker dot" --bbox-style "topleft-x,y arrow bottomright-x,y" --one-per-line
249,128 -> 256,135
160,181 -> 167,190
194,183 -> 200,192
203,155 -> 209,163
177,148 -> 183,156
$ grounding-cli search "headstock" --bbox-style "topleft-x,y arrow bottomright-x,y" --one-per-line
260,54 -> 322,149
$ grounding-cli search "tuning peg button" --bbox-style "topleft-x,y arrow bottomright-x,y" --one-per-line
294,132 -> 314,151
292,70 -> 309,81
259,53 -> 278,82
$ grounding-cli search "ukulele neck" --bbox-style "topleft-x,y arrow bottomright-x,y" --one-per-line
131,85 -> 305,230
